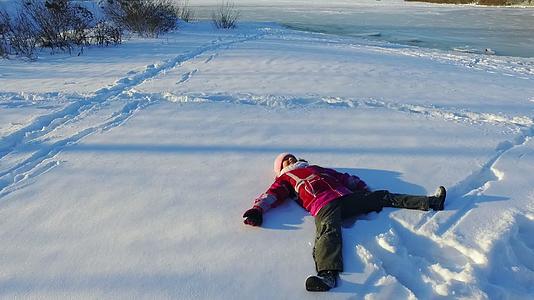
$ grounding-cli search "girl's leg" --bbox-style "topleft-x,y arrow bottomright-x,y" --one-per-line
339,189 -> 439,218
379,187 -> 446,211
313,201 -> 343,273
380,191 -> 431,210
339,191 -> 383,219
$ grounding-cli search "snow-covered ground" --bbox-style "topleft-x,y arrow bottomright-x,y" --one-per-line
1,12 -> 533,300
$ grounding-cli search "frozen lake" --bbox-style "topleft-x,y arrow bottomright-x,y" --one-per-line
1,0 -> 532,57
193,2 -> 534,58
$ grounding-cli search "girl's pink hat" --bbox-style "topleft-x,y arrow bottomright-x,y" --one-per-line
273,152 -> 292,177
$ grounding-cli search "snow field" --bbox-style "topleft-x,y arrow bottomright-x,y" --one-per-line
0,20 -> 533,299
0,101 -> 517,299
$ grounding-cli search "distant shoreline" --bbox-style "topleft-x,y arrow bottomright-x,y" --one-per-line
404,0 -> 533,6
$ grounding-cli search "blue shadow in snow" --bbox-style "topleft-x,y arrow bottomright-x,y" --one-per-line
335,168 -> 427,196
332,168 -> 428,295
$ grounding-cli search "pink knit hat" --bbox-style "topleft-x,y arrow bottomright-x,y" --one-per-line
273,152 -> 292,177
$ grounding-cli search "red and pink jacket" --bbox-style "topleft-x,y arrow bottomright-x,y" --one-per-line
252,162 -> 369,216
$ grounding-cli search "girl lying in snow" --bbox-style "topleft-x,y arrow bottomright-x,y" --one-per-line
243,153 -> 446,292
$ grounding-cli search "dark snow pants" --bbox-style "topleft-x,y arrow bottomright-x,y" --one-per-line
313,190 -> 431,273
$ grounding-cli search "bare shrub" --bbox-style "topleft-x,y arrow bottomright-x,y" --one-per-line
0,9 -> 11,57
103,0 -> 179,37
92,20 -> 123,46
21,0 -> 95,52
8,11 -> 39,60
0,1 -> 126,60
0,42 -> 6,57
212,1 -> 240,29
404,0 -> 527,4
177,0 -> 195,23
69,4 -> 96,46
478,0 -> 514,4
404,0 -> 474,3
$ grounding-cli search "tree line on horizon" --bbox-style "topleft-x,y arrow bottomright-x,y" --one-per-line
405,0 -> 532,5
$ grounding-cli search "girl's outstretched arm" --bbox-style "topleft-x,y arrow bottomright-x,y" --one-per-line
243,178 -> 293,226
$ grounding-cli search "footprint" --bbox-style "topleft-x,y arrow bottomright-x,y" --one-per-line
511,214 -> 534,272
204,54 -> 217,63
177,69 -> 198,84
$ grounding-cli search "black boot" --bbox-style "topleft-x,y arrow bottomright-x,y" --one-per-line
305,270 -> 337,292
429,186 -> 446,211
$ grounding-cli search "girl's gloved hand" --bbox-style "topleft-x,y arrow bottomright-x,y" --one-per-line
243,208 -> 263,226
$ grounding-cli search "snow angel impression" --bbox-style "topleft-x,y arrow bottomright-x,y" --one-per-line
243,153 -> 446,292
